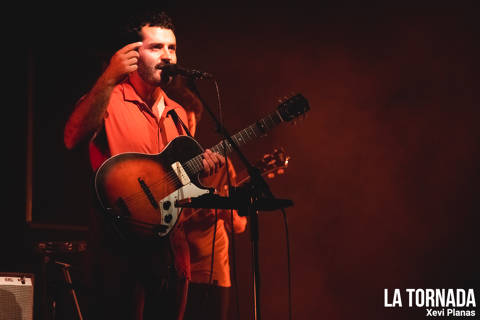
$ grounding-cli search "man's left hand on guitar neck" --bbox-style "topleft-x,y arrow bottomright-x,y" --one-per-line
200,149 -> 225,178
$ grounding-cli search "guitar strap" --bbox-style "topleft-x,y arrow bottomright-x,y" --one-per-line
167,109 -> 193,138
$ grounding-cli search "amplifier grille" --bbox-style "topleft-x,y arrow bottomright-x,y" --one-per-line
0,274 -> 34,320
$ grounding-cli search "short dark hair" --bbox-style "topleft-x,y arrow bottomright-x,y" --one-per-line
124,11 -> 175,42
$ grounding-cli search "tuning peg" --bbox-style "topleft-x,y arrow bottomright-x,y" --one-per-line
277,94 -> 287,102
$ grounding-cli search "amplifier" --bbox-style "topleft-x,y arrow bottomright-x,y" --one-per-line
0,273 -> 34,320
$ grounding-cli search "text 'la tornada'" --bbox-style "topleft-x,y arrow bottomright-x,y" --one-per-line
384,288 -> 476,308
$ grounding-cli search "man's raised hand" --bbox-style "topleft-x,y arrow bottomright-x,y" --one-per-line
103,42 -> 143,86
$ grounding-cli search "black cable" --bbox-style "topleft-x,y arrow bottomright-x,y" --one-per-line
280,207 -> 293,320
206,78 -> 222,287
213,78 -> 241,320
228,208 -> 241,320
223,141 -> 241,320
208,208 -> 219,284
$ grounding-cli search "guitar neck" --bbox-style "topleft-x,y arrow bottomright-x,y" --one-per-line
185,110 -> 285,175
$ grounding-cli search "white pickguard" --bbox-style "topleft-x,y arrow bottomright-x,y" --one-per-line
155,182 -> 209,237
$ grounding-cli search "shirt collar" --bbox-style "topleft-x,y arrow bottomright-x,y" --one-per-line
121,79 -> 182,114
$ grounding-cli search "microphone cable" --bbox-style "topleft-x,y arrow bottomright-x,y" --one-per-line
280,207 -> 293,320
208,208 -> 219,285
213,78 -> 242,320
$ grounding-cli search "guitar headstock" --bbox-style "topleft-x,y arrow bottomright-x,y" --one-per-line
277,93 -> 310,122
234,147 -> 291,187
255,147 -> 290,179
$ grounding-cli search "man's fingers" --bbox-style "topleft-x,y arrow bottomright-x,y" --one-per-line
126,64 -> 138,73
127,56 -> 139,66
202,150 -> 225,176
125,50 -> 140,59
208,149 -> 225,169
207,150 -> 220,171
119,42 -> 143,54
202,158 -> 214,176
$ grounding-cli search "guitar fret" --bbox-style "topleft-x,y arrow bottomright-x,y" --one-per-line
256,120 -> 266,134
184,160 -> 192,174
212,144 -> 220,155
183,161 -> 192,174
194,157 -> 202,171
261,118 -> 271,131
233,134 -> 241,145
271,113 -> 281,126
239,130 -> 247,144
220,141 -> 233,154
241,131 -> 247,142
264,115 -> 271,128
185,156 -> 204,175
249,125 -> 258,138
197,156 -> 203,168
273,113 -> 282,124
275,109 -> 284,122
268,116 -> 275,129
268,114 -> 277,127
223,141 -> 233,154
243,128 -> 251,140
221,142 -> 230,154
243,129 -> 250,141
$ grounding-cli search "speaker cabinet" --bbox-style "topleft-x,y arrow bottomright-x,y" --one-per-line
0,273 -> 34,320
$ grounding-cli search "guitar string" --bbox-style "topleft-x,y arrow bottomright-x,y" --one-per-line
113,170 -> 188,206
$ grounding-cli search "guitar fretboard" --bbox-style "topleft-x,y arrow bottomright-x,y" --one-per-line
184,110 -> 284,175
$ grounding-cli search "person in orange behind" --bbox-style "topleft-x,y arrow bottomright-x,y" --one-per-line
166,73 -> 247,320
182,163 -> 247,320
64,11 -> 224,320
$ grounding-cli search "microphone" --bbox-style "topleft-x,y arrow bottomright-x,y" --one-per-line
157,64 -> 213,80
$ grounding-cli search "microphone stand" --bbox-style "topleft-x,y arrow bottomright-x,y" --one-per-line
186,78 -> 292,320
